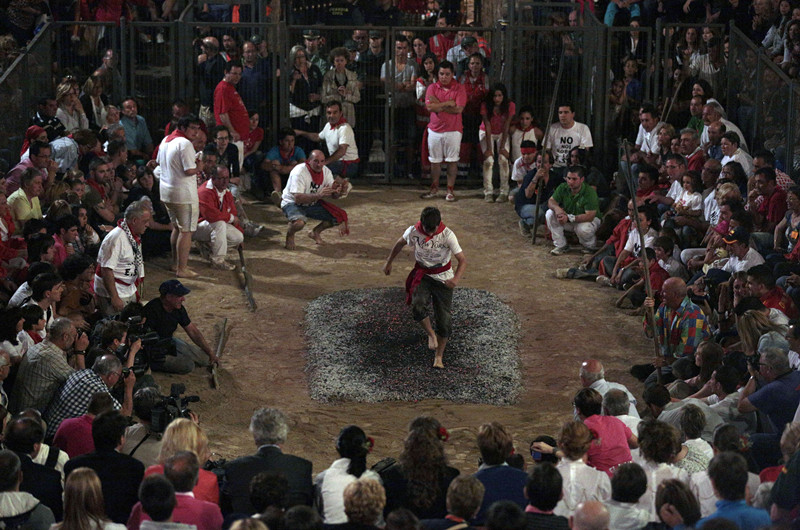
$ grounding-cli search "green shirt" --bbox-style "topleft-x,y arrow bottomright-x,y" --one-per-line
687,116 -> 704,134
551,182 -> 599,215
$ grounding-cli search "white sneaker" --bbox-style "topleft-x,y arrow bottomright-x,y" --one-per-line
550,246 -> 570,256
211,259 -> 235,271
595,275 -> 613,287
445,192 -> 456,202
420,190 -> 438,199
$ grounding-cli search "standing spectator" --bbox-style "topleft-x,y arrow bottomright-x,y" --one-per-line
303,29 -> 330,73
214,63 -> 249,168
221,408 -> 313,514
121,98 -> 154,164
93,199 -> 152,316
157,115 -> 202,279
479,83 -> 514,202
239,41 -> 272,117
64,410 -> 145,524
53,467 -> 126,530
289,45 -> 324,156
197,37 -> 225,128
421,60 -> 466,202
543,104 -> 593,174
382,35 -> 418,179
322,47 -> 361,129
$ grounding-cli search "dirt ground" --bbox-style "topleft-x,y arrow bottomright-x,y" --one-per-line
144,185 -> 654,473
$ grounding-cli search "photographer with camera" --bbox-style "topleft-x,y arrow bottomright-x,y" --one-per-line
141,280 -> 219,374
87,320 -> 143,369
123,387 -> 165,468
43,354 -> 136,440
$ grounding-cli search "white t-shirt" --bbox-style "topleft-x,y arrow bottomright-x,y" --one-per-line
701,118 -> 748,152
281,163 -> 335,208
666,179 -> 683,202
721,247 -> 765,273
544,121 -> 593,167
635,121 -> 664,154
623,226 -> 657,257
674,189 -> 703,212
156,136 -> 197,204
721,148 -> 754,177
511,156 -> 535,182
93,226 -> 143,299
318,123 -> 359,162
703,191 -> 720,225
402,224 -> 462,283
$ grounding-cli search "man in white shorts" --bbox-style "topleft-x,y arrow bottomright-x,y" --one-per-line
421,60 -> 466,202
156,115 -> 202,278
94,198 -> 152,316
382,206 -> 467,369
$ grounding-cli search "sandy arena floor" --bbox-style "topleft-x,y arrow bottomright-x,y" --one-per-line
143,186 -> 652,472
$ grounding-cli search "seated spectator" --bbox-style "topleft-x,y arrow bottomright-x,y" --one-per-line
379,416 -> 460,519
521,462 -> 568,529
419,475 -> 484,529
602,389 -> 641,434
284,505 -> 323,530
516,150 -> 561,237
569,501 -> 609,530
694,364 -> 757,434
51,214 -> 80,269
209,125 -> 240,183
84,157 -> 120,232
129,451 -> 223,530
121,387 -> 164,468
64,410 -> 145,524
668,340 -> 724,399
55,82 -> 89,134
54,467 -> 125,530
720,132 -> 754,178
12,304 -> 44,360
195,164 -> 244,271
748,168 -> 788,253
545,165 -> 601,255
121,98 -> 155,163
3,416 -> 63,519
44,353 -> 135,440
643,384 -> 723,443
249,471 -> 289,528
572,388 -> 637,475
144,418 -> 218,504
747,264 -> 798,318
5,141 -> 55,197
484,500 -> 525,530
72,204 -> 100,255
57,254 -> 98,333
141,280 -> 219,373
260,128 -> 306,206
673,404 -> 713,473
690,424 -> 763,518
472,422 -> 527,523
0,449 -> 55,529
137,474 -> 194,530
532,420 -> 611,517
653,479 -> 701,529
8,168 -> 44,226
508,139 -> 538,204
26,271 -> 64,335
315,425 -> 378,524
221,408 -> 313,514
52,391 -> 115,458
632,421 -> 689,522
27,233 -> 56,265
738,346 -> 800,470
326,478 -> 385,530
9,317 -> 86,413
605,463 -> 649,529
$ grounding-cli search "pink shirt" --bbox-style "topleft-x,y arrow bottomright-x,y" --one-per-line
583,414 -> 633,476
480,101 -> 516,134
52,414 -> 95,458
425,81 -> 467,134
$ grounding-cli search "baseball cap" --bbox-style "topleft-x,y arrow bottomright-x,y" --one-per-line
343,39 -> 358,51
460,36 -> 478,47
250,34 -> 263,45
159,279 -> 191,297
721,227 -> 750,245
303,28 -> 321,39
369,29 -> 384,39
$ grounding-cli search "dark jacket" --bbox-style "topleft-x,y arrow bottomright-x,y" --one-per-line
380,463 -> 460,520
16,452 -> 63,521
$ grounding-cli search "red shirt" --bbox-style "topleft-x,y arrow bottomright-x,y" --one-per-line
686,149 -> 706,173
480,101 -> 516,134
52,414 -> 95,458
242,126 -> 264,155
428,33 -> 454,61
461,72 -> 488,116
425,81 -> 467,134
761,286 -> 799,319
649,260 -> 670,303
583,414 -> 633,476
145,465 -> 219,504
758,189 -> 788,228
214,80 -> 249,139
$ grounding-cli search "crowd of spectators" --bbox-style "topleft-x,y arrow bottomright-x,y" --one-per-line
0,0 -> 800,529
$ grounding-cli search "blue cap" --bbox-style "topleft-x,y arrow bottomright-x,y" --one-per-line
159,279 -> 191,296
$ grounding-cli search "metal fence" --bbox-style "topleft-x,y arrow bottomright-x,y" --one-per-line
2,14 -> 799,180
727,26 -> 799,174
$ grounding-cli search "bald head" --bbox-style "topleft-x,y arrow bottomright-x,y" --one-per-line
580,360 -> 604,386
570,501 -> 609,530
662,277 -> 687,309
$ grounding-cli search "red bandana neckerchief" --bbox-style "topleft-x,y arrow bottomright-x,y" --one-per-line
164,129 -> 188,143
404,222 -> 451,304
279,148 -> 294,164
305,162 -> 324,186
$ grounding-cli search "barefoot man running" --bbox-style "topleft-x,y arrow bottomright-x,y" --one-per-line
280,150 -> 349,249
383,207 -> 467,368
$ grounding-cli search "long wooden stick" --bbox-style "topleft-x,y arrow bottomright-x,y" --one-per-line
210,317 -> 228,389
621,140 -> 663,384
533,43 -> 566,245
238,244 -> 257,312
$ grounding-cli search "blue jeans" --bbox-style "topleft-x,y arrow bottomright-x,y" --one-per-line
151,337 -> 209,374
518,203 -> 546,226
327,160 -> 360,179
282,202 -> 337,224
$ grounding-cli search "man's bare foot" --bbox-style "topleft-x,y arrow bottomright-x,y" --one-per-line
433,357 -> 444,369
308,230 -> 324,245
176,268 -> 199,278
285,235 -> 296,250
427,333 -> 438,351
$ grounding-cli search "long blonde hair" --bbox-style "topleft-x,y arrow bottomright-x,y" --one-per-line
55,467 -> 110,530
158,418 -> 210,464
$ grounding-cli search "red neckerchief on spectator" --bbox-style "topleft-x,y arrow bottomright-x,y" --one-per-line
445,515 -> 467,523
86,178 -> 107,200
637,183 -> 657,198
21,126 -> 46,157
330,115 -> 348,129
164,129 -> 188,143
306,163 -> 324,186
279,148 -> 294,164
27,329 -> 43,345
414,221 -> 445,242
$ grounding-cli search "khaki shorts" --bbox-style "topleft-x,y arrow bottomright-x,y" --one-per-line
164,202 -> 198,232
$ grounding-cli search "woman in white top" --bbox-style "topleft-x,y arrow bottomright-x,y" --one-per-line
633,421 -> 689,522
51,467 -> 126,530
534,420 -> 611,517
54,82 -> 89,134
315,425 -> 380,524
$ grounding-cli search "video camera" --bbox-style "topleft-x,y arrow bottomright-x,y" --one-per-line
117,316 -> 176,377
151,383 -> 200,433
